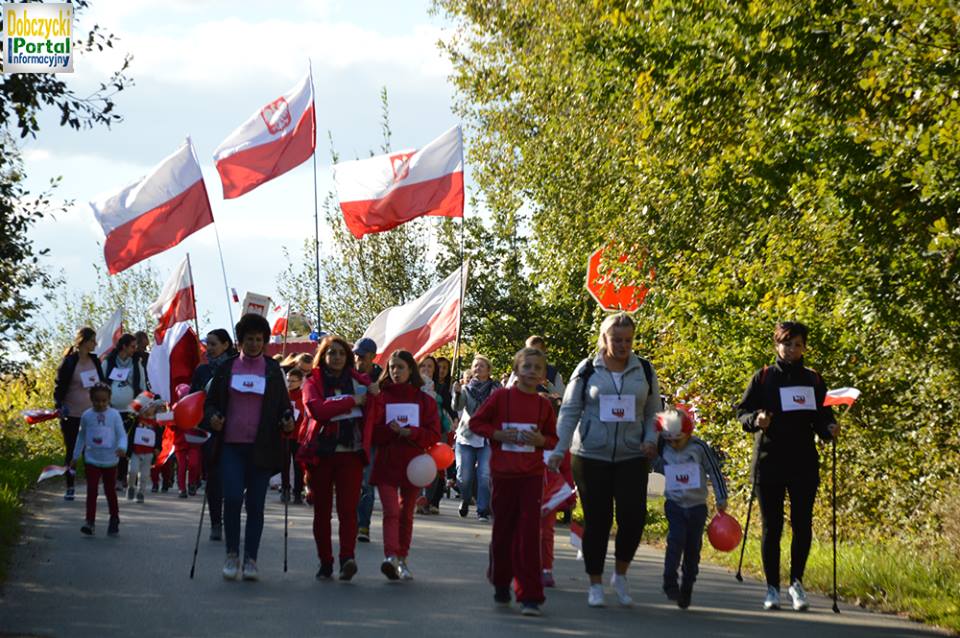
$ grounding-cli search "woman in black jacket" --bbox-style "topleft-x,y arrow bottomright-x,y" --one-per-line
204,314 -> 294,581
737,321 -> 839,613
53,327 -> 105,500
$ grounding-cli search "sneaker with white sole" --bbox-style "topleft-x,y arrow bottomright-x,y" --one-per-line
788,579 -> 809,611
242,557 -> 259,581
381,556 -> 400,581
763,585 -> 781,610
222,554 -> 240,580
587,583 -> 606,607
610,573 -> 633,606
520,602 -> 542,616
398,559 -> 413,581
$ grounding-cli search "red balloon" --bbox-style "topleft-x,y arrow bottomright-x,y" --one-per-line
173,391 -> 205,430
707,511 -> 743,552
427,442 -> 455,470
174,383 -> 191,401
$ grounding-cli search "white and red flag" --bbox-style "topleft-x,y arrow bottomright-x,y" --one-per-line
361,262 -> 468,366
333,125 -> 464,239
267,304 -> 289,336
148,256 -> 197,343
90,140 -> 213,274
213,73 -> 316,199
37,465 -> 72,483
824,387 -> 861,407
94,308 -> 123,358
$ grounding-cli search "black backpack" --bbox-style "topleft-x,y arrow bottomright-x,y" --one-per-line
574,356 -> 654,405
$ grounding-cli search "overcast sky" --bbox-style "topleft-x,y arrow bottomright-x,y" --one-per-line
22,0 -> 463,336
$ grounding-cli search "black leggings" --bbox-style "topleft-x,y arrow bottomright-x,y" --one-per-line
571,455 -> 649,576
60,417 -> 81,489
758,475 -> 818,589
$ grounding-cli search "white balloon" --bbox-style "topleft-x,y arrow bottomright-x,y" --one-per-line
406,454 -> 437,487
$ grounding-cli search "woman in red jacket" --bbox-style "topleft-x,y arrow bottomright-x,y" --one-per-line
299,336 -> 376,581
367,350 -> 441,581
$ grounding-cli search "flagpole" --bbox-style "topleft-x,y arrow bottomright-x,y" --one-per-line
281,305 -> 290,357
185,253 -> 203,339
211,221 -> 237,337
309,59 -> 322,333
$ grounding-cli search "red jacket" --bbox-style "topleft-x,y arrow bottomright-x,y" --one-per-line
368,382 -> 441,488
469,387 -> 558,478
300,368 -> 373,462
284,386 -> 306,441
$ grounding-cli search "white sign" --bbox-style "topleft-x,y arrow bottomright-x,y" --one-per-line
386,403 -> 419,428
599,394 -> 636,422
501,422 -> 536,453
231,374 -> 266,395
79,369 -> 100,388
133,426 -> 156,448
2,3 -> 74,74
108,367 -> 130,382
780,386 -> 816,412
241,292 -> 272,318
664,462 -> 701,491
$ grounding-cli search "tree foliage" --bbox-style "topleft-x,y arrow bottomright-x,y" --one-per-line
437,0 -> 960,539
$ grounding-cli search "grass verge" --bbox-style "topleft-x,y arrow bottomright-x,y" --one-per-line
0,450 -> 58,582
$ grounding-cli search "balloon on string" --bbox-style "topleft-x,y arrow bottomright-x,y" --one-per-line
406,454 -> 437,487
173,391 -> 206,430
174,383 -> 191,402
427,442 -> 455,470
707,511 -> 743,552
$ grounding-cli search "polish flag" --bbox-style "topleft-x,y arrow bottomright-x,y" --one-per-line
824,387 -> 861,407
149,256 -> 196,344
267,304 -> 289,336
90,140 -> 213,274
542,472 -> 575,516
94,308 -> 123,358
37,465 -> 72,483
570,520 -> 584,550
361,262 -> 468,366
213,73 -> 316,199
146,322 -> 201,402
334,125 -> 464,239
154,427 -> 177,470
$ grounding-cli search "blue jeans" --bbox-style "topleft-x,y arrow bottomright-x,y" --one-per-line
455,442 -> 491,514
357,448 -> 375,529
220,443 -> 272,561
663,500 -> 708,589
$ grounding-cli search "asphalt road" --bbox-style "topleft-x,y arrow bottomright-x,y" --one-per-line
0,482 -> 947,638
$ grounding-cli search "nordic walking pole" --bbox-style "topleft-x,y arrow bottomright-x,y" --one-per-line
189,491 -> 208,579
832,435 -> 840,613
736,467 -> 758,582
283,437 -> 290,573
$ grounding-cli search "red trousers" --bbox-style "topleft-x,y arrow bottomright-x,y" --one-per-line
85,465 -> 119,524
541,510 -> 556,570
306,452 -> 365,563
489,474 -> 544,604
176,446 -> 202,491
377,483 -> 419,558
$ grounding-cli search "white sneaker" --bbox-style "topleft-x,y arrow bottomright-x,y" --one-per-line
763,585 -> 781,610
241,557 -> 259,581
222,554 -> 240,580
587,583 -> 606,607
610,573 -> 633,606
788,580 -> 809,611
398,559 -> 414,581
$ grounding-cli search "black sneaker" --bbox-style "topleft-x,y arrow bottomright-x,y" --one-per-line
293,493 -> 303,505
339,558 -> 358,581
188,484 -> 198,496
477,511 -> 490,522
107,517 -> 119,536
520,602 -> 542,617
316,561 -> 334,580
161,485 -> 170,493
151,484 -> 159,493
678,583 -> 693,609
179,490 -> 188,499
81,521 -> 94,535
663,583 -> 680,601
494,586 -> 511,605
209,524 -> 222,541
459,501 -> 469,518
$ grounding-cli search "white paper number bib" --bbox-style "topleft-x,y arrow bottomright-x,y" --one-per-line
386,403 -> 419,428
599,394 -> 636,422
501,422 -> 536,453
664,462 -> 701,491
133,426 -> 156,447
79,369 -> 99,388
108,367 -> 130,382
231,374 -> 266,395
780,386 -> 816,412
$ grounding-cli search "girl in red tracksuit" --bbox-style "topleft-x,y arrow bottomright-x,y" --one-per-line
367,350 -> 441,582
283,367 -> 307,505
469,347 -> 558,617
298,336 -> 375,581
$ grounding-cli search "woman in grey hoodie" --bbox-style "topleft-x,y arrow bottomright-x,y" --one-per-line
549,312 -> 661,609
